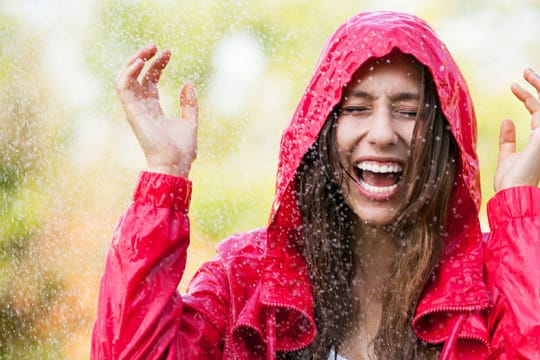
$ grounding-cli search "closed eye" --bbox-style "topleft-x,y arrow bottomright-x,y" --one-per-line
393,104 -> 419,119
340,106 -> 371,115
396,110 -> 418,118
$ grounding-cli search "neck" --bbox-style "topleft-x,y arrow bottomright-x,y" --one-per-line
340,222 -> 396,359
348,222 -> 395,341
352,222 -> 395,297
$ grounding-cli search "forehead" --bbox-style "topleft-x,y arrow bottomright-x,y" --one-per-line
343,52 -> 422,95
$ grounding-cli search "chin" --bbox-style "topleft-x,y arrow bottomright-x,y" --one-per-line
345,187 -> 404,227
352,208 -> 397,226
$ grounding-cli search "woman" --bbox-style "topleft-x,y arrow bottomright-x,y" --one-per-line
92,11 -> 540,359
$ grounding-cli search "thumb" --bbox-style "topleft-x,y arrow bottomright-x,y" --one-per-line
180,83 -> 198,122
498,119 -> 516,160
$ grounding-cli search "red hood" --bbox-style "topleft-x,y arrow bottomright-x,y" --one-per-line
237,11 -> 490,352
271,11 -> 480,221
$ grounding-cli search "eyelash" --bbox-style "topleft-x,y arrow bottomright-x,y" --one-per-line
339,106 -> 418,118
398,110 -> 418,118
340,106 -> 369,114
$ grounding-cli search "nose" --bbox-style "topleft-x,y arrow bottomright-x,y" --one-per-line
366,109 -> 398,146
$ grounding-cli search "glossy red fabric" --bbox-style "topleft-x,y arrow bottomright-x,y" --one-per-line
92,11 -> 540,359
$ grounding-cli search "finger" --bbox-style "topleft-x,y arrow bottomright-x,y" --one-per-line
116,57 -> 145,91
511,82 -> 540,114
533,112 -> 540,130
524,68 -> 540,95
116,44 -> 158,90
525,69 -> 540,129
142,49 -> 171,92
520,128 -> 540,186
498,119 -> 516,159
180,84 -> 198,122
125,43 -> 158,67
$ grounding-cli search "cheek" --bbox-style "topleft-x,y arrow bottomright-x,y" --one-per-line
335,128 -> 352,164
401,122 -> 417,146
335,119 -> 357,156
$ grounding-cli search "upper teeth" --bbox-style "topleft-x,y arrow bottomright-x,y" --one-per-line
355,162 -> 402,173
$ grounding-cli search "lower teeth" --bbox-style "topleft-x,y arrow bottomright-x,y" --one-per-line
359,180 -> 398,193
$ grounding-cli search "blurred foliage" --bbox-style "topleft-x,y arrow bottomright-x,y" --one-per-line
0,13 -> 66,359
87,0 -> 369,241
0,0 -> 538,358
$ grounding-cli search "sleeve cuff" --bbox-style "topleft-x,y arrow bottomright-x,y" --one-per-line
133,171 -> 192,213
487,186 -> 540,231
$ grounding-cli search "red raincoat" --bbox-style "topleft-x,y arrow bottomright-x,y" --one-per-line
92,11 -> 540,359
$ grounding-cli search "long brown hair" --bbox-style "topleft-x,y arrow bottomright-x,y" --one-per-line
288,60 -> 458,359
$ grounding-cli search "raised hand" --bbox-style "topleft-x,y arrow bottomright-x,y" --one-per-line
494,68 -> 540,192
115,44 -> 198,178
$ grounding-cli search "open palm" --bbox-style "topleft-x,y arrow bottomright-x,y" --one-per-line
115,44 -> 198,178
495,68 -> 540,192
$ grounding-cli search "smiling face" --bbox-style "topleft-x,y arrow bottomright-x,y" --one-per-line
335,53 -> 423,226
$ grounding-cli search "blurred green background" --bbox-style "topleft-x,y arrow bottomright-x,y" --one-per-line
0,0 -> 539,358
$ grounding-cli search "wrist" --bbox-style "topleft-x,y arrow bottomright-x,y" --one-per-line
135,171 -> 192,211
148,163 -> 191,178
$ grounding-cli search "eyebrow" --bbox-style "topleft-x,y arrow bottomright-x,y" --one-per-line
345,90 -> 420,102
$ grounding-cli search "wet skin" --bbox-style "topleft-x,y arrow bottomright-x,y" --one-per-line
336,54 -> 422,226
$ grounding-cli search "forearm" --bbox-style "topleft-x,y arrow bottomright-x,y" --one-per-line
92,172 -> 192,359
485,186 -> 540,357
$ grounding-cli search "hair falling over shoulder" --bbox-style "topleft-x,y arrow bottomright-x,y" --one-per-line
289,66 -> 458,360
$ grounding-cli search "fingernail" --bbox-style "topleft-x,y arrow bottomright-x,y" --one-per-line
527,67 -> 539,77
187,84 -> 196,97
181,84 -> 197,104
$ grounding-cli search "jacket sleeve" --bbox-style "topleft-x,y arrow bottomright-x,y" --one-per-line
484,186 -> 540,359
91,172 -> 229,360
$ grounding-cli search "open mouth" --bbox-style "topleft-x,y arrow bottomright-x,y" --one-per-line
353,161 -> 403,194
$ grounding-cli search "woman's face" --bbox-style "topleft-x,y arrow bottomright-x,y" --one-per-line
336,54 -> 422,226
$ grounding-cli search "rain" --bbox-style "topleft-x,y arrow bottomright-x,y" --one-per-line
1,0 -> 539,358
